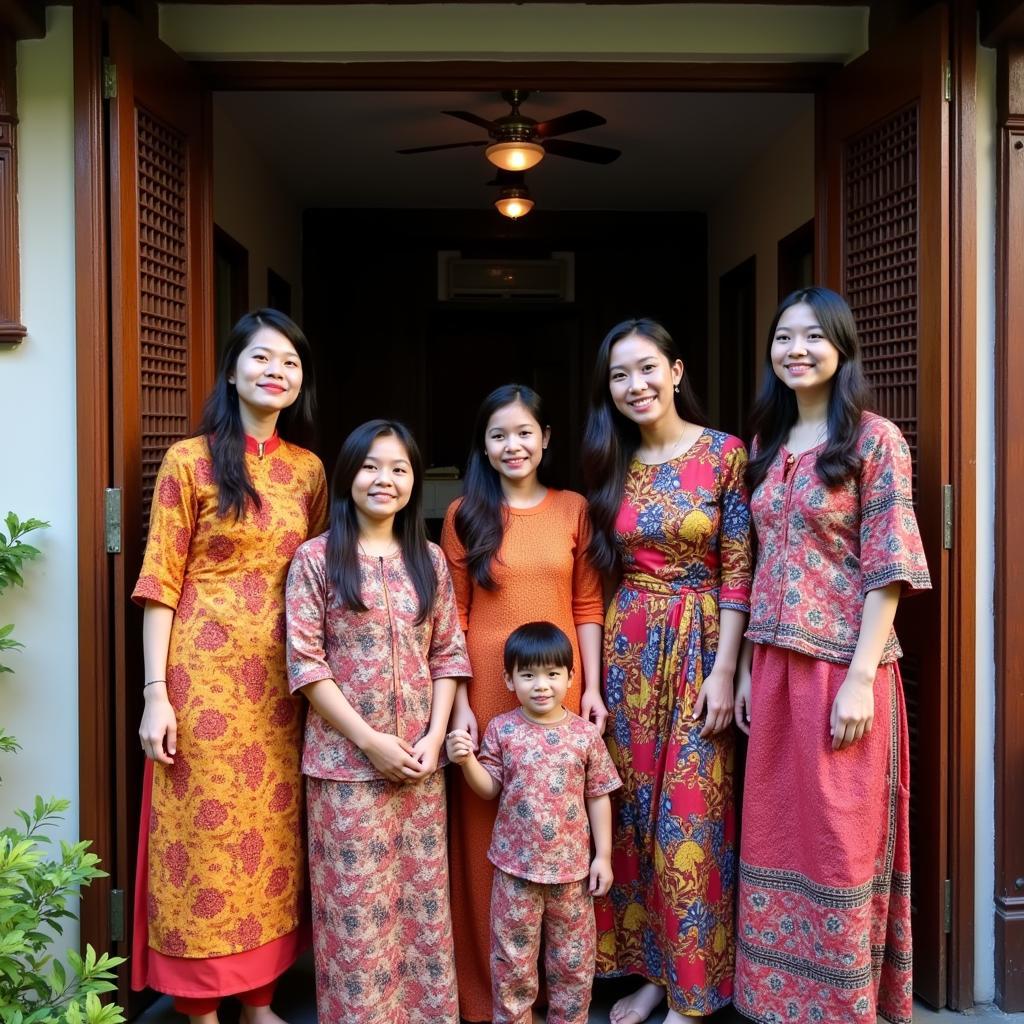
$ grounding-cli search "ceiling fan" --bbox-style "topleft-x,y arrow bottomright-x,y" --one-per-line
397,89 -> 622,170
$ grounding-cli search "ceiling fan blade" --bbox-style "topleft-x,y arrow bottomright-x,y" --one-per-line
485,170 -> 527,187
441,109 -> 499,133
534,110 -> 606,138
396,140 -> 488,155
541,138 -> 621,164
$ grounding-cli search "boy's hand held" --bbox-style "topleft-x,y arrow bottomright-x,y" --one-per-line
446,728 -> 473,764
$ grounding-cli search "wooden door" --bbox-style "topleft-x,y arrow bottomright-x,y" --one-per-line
106,6 -> 213,1008
817,3 -> 950,1006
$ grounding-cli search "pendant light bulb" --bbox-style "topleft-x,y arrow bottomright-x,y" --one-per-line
494,185 -> 535,220
485,141 -> 545,172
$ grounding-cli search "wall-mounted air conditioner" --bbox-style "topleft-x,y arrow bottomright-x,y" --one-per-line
438,251 -> 575,302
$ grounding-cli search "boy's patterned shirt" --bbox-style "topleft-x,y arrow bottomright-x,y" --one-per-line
479,708 -> 621,884
745,412 -> 931,665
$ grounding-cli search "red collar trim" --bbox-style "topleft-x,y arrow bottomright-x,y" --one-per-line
245,433 -> 281,456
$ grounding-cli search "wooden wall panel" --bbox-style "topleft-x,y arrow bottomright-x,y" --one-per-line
0,30 -> 25,343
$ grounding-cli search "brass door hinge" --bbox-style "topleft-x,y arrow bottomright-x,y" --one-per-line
109,888 -> 125,943
942,484 -> 954,550
944,60 -> 952,103
944,878 -> 952,933
102,59 -> 117,100
104,487 -> 122,554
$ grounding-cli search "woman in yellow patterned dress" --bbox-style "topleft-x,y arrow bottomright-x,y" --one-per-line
133,310 -> 327,1024
582,318 -> 751,1024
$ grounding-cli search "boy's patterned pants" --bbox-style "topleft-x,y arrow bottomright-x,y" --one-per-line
490,868 -> 596,1024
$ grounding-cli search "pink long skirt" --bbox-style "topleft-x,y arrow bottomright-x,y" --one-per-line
734,645 -> 913,1024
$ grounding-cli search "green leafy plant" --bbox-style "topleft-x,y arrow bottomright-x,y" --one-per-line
0,514 -> 50,675
0,514 -> 126,1023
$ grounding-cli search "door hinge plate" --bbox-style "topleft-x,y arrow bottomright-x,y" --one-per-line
104,487 -> 122,554
109,888 -> 125,943
943,878 -> 952,933
102,58 -> 117,100
944,60 -> 952,102
942,483 -> 954,550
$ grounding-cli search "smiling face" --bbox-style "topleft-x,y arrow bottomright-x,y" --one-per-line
483,401 -> 550,485
229,326 -> 304,418
608,333 -> 684,427
351,433 -> 414,528
505,661 -> 572,723
771,302 -> 841,397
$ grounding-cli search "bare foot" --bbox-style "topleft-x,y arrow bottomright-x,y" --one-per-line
239,1007 -> 290,1024
609,982 -> 665,1024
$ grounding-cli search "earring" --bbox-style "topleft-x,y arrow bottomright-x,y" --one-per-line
674,384 -> 680,394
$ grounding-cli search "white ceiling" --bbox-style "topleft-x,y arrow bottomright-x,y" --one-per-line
214,89 -> 813,211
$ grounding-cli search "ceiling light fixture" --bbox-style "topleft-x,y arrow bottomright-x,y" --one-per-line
494,184 -> 534,220
485,140 -> 545,172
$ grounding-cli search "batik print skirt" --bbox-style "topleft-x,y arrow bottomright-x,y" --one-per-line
595,582 -> 736,1015
306,771 -> 459,1024
734,645 -> 913,1024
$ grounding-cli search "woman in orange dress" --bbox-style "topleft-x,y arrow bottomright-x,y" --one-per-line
440,383 -> 606,1021
133,309 -> 327,1024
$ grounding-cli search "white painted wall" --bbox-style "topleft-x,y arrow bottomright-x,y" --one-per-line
213,102 -> 305,320
161,3 -> 868,63
706,105 -> 815,418
0,5 -> 79,951
974,40 -> 997,1007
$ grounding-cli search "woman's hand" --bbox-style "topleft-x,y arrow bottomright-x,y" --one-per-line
139,684 -> 177,765
362,731 -> 426,783
411,733 -> 445,775
581,687 -> 609,735
735,663 -> 752,736
693,667 -> 734,737
449,698 -> 479,751
830,669 -> 875,750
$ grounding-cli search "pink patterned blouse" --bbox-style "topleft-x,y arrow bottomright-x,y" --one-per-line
745,412 -> 931,665
285,536 -> 471,782
479,709 -> 622,884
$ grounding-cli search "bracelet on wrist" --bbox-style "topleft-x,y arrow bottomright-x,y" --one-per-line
143,678 -> 166,689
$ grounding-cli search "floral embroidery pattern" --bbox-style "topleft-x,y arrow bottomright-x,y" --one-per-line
595,430 -> 751,1015
132,435 -> 328,959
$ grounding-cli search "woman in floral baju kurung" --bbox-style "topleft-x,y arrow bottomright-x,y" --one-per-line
285,420 -> 470,1024
133,310 -> 327,1022
733,288 -> 930,1024
582,318 -> 751,1024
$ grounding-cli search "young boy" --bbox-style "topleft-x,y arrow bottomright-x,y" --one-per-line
446,621 -> 621,1024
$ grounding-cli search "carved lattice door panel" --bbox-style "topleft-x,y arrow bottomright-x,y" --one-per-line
106,8 -> 213,1009
818,4 -> 950,1007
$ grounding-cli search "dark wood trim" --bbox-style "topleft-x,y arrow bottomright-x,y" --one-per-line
995,35 -> 1024,1016
0,29 -> 25,344
214,223 -> 249,324
948,0 -> 978,1007
982,0 -> 1024,45
776,218 -> 814,300
73,0 -> 113,962
0,0 -> 44,41
198,59 -> 838,93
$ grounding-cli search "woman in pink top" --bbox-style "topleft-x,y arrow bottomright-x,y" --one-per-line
285,419 -> 471,1024
733,288 -> 930,1024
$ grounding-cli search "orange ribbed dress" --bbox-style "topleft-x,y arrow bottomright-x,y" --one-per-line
440,489 -> 605,1022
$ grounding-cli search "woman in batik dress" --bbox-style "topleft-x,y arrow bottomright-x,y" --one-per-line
285,419 -> 470,1024
582,318 -> 752,1024
134,310 -> 327,1024
733,287 -> 931,1024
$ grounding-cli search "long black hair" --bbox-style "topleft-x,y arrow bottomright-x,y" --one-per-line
744,287 -> 873,493
581,318 -> 706,574
325,419 -> 437,625
454,384 -> 549,591
197,308 -> 317,519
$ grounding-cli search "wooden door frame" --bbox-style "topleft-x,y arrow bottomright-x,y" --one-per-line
993,33 -> 1024,1016
72,1 -> 978,1008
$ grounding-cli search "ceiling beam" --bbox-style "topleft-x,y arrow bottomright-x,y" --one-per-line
0,0 -> 44,40
982,0 -> 1024,46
